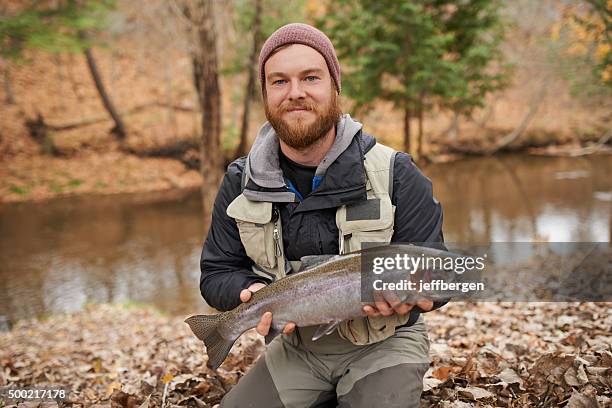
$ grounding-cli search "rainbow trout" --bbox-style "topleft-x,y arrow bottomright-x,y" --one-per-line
186,244 -> 467,369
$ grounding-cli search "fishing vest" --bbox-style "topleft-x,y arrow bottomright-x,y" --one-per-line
226,142 -> 411,345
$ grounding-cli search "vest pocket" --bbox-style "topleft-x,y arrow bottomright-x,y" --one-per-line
227,194 -> 278,270
347,229 -> 394,252
338,314 -> 411,346
336,196 -> 395,253
234,221 -> 278,269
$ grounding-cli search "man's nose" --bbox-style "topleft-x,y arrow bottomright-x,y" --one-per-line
287,79 -> 306,100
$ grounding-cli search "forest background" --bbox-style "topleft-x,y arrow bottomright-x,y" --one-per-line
1,0 -> 610,206
1,2 -> 611,407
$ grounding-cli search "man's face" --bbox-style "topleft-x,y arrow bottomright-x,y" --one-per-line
263,44 -> 341,150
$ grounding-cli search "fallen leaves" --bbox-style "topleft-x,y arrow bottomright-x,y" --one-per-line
456,386 -> 494,400
0,304 -> 262,407
0,302 -> 610,407
422,302 -> 612,406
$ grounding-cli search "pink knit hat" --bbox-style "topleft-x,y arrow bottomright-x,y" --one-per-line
258,23 -> 341,94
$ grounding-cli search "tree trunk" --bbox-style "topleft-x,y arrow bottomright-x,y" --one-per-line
193,0 -> 223,216
489,81 -> 547,154
417,95 -> 424,161
475,96 -> 498,129
83,47 -> 127,139
445,110 -> 460,140
235,0 -> 263,159
403,107 -> 411,155
43,102 -> 161,131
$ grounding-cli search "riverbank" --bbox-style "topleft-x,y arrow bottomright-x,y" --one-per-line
1,302 -> 610,407
0,152 -> 202,204
3,141 -> 611,204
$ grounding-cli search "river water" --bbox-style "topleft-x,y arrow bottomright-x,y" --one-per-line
1,154 -> 610,322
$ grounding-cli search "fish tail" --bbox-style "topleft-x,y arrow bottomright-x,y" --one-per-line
184,314 -> 236,370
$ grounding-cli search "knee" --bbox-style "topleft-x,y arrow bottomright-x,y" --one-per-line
219,356 -> 285,408
338,363 -> 429,408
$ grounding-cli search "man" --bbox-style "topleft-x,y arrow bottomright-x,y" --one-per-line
200,23 -> 444,408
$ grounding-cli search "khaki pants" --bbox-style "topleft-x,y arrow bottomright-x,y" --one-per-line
221,317 -> 430,408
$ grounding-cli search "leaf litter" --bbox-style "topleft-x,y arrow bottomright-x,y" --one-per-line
0,302 -> 610,407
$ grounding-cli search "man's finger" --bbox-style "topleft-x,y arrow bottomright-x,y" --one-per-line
374,301 -> 393,316
416,299 -> 434,312
373,291 -> 394,317
362,305 -> 380,317
241,282 -> 266,303
283,322 -> 296,335
239,289 -> 252,303
256,312 -> 272,336
393,303 -> 413,315
382,290 -> 406,313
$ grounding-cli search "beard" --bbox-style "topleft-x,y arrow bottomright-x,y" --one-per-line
264,90 -> 342,150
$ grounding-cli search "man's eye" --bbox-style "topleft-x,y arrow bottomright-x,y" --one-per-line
305,76 -> 318,81
272,79 -> 286,85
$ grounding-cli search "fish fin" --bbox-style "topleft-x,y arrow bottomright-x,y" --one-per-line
185,314 -> 237,370
264,325 -> 282,345
312,320 -> 341,341
299,254 -> 338,271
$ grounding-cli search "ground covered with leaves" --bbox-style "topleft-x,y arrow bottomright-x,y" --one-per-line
1,302 -> 610,407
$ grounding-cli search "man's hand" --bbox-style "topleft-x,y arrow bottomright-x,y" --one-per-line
240,283 -> 296,336
362,290 -> 433,317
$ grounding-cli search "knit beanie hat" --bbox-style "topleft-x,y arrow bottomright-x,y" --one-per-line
258,23 -> 341,94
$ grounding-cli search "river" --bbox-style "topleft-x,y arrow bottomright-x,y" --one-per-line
1,154 -> 610,322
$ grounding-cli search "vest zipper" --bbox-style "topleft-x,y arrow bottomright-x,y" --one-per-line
273,226 -> 281,257
271,206 -> 285,278
272,206 -> 282,257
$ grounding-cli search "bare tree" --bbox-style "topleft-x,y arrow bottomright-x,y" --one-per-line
83,44 -> 127,139
403,107 -> 412,156
489,81 -> 548,154
173,0 -> 223,214
234,0 -> 263,158
417,92 -> 425,161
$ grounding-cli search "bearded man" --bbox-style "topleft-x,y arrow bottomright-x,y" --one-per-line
199,23 -> 445,408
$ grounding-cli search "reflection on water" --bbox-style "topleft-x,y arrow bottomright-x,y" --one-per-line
426,154 -> 611,243
1,154 -> 610,321
0,191 -> 207,322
